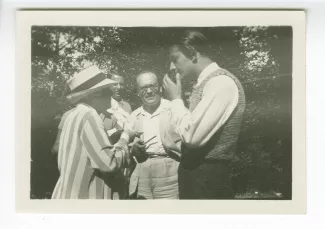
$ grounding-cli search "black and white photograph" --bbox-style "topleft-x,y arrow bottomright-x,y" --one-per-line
16,10 -> 306,214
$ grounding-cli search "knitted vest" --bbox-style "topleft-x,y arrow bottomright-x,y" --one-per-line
181,68 -> 246,166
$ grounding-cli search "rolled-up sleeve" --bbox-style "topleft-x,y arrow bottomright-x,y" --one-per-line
81,112 -> 127,173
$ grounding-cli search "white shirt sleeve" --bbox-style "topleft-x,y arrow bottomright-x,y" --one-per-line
170,75 -> 239,148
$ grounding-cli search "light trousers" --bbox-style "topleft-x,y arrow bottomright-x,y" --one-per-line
135,157 -> 179,199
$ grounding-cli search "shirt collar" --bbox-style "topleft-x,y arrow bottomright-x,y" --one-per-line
139,99 -> 170,117
110,98 -> 123,110
195,62 -> 220,87
107,98 -> 124,114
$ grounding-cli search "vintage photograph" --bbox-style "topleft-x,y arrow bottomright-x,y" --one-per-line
31,25 -> 292,200
16,10 -> 305,213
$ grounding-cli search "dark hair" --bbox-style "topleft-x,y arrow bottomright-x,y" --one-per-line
173,30 -> 212,59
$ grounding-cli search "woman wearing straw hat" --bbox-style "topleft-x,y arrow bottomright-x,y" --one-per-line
51,65 -> 140,199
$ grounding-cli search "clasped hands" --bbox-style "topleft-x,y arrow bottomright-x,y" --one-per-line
130,135 -> 158,163
113,131 -> 158,164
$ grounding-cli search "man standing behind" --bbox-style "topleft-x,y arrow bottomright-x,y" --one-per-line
105,72 -> 132,143
163,30 -> 246,199
127,70 -> 181,199
52,66 -> 138,199
109,72 -> 132,114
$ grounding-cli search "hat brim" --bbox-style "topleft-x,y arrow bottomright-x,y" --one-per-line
66,78 -> 117,104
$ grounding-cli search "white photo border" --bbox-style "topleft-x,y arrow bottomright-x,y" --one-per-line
16,10 -> 306,214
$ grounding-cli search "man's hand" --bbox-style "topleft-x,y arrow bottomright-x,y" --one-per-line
123,128 -> 143,143
113,138 -> 131,166
131,139 -> 147,163
163,72 -> 182,101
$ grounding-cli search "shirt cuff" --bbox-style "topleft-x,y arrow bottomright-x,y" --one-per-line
107,128 -> 117,137
120,132 -> 130,143
171,98 -> 187,118
113,150 -> 124,168
171,99 -> 185,111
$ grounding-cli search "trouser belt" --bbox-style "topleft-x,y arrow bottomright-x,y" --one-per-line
147,153 -> 169,159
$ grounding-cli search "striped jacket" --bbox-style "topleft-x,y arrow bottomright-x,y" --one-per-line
52,103 -> 129,199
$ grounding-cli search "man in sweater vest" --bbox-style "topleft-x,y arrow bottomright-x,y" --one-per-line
163,30 -> 246,199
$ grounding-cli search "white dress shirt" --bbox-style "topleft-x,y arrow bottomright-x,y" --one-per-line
107,98 -> 131,127
136,99 -> 171,154
170,62 -> 239,148
106,98 -> 131,136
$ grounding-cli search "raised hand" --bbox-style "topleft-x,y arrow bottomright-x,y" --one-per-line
163,72 -> 182,101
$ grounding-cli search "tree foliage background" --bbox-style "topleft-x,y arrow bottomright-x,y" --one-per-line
31,26 -> 292,199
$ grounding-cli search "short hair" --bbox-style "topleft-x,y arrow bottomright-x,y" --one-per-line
136,69 -> 162,87
173,30 -> 212,59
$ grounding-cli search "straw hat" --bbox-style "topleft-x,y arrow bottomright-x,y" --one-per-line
66,65 -> 117,104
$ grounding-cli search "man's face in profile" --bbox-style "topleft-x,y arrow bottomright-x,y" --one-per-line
88,87 -> 113,114
169,46 -> 196,81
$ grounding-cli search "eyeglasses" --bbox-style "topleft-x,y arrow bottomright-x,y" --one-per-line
139,84 -> 159,95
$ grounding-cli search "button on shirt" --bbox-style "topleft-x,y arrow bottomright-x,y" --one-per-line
170,62 -> 239,148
